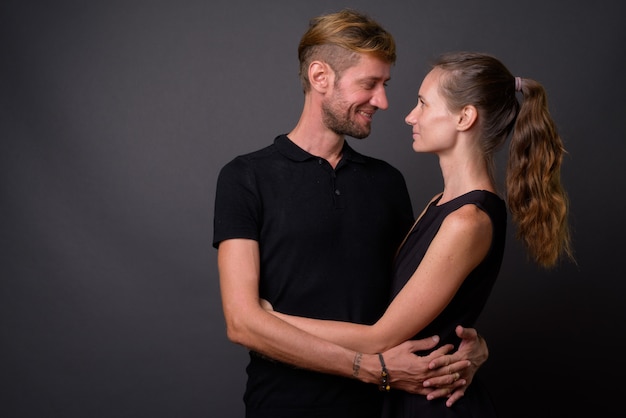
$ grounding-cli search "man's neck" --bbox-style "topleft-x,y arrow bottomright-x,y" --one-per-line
287,108 -> 345,168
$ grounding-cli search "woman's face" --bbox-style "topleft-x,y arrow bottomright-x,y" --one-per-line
404,68 -> 460,154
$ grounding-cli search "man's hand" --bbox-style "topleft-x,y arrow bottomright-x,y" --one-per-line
377,336 -> 470,396
423,326 -> 488,406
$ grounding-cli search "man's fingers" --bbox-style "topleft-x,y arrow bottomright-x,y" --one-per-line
425,379 -> 466,401
446,386 -> 467,407
423,369 -> 466,388
455,325 -> 478,340
428,353 -> 470,370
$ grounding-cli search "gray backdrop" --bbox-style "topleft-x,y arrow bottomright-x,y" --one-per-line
2,0 -> 624,417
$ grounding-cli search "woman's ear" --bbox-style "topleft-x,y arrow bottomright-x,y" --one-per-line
457,105 -> 478,131
308,61 -> 333,93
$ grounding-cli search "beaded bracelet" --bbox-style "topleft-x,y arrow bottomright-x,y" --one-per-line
377,353 -> 390,392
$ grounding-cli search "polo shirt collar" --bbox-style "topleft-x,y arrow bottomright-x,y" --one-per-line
274,134 -> 366,164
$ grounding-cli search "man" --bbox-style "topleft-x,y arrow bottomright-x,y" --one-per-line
213,9 -> 488,418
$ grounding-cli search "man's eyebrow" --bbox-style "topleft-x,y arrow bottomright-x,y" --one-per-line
359,75 -> 391,83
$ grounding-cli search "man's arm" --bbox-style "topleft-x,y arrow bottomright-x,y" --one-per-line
218,238 -> 354,375
218,238 -> 462,394
259,302 -> 488,405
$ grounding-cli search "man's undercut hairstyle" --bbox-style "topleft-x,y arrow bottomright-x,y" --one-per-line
297,9 -> 396,92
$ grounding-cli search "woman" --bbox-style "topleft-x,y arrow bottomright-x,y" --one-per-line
263,51 -> 574,417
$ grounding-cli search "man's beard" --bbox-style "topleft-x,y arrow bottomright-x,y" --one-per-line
322,98 -> 371,139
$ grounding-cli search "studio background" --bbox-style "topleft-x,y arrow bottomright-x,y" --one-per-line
2,1 -> 624,417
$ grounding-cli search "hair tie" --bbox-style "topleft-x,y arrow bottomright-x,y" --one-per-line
515,77 -> 522,92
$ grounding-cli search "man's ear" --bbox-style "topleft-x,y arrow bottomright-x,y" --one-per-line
308,61 -> 333,92
457,105 -> 478,131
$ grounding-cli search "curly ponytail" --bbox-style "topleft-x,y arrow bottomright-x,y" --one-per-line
506,79 -> 574,267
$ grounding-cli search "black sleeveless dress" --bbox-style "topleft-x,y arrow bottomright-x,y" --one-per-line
381,190 -> 506,418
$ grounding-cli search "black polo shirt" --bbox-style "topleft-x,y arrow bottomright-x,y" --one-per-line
213,134 -> 414,417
